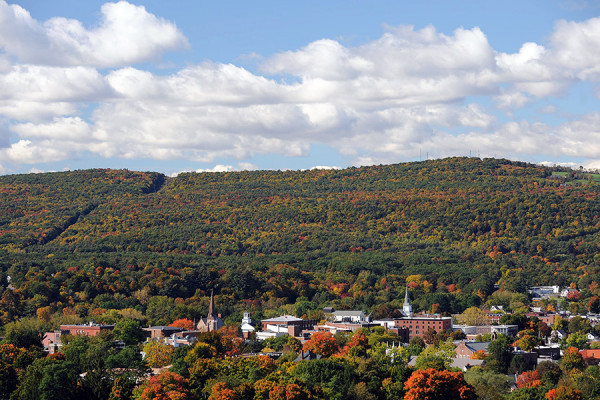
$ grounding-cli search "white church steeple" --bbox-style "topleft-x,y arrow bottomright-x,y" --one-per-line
403,286 -> 413,317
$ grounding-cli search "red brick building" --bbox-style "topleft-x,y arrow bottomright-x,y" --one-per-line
59,322 -> 115,336
394,315 -> 453,340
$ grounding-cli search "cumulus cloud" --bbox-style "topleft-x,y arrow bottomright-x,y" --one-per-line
0,1 -> 187,68
550,17 -> 600,80
0,3 -> 599,172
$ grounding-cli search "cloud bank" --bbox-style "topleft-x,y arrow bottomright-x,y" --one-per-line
0,1 -> 599,172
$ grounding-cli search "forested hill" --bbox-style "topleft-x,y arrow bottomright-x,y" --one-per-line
2,157 -> 600,324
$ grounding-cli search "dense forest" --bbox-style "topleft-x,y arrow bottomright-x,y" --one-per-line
1,157 -> 600,327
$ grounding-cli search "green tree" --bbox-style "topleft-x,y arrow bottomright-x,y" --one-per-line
565,332 -> 588,349
487,336 -> 512,374
113,318 -> 145,345
568,316 -> 591,335
14,357 -> 79,400
414,339 -> 455,371
464,367 -> 510,400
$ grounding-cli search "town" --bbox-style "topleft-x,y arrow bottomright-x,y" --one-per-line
32,285 -> 600,396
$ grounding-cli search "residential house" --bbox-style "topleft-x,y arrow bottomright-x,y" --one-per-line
454,341 -> 490,359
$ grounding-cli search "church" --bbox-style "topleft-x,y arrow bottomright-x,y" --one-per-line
197,290 -> 224,332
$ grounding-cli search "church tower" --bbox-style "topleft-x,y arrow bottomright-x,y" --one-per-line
207,289 -> 217,331
197,289 -> 224,332
403,286 -> 413,317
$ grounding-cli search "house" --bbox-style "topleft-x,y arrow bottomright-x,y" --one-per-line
42,330 -> 67,354
165,333 -> 196,348
454,341 -> 490,359
407,355 -> 485,371
580,349 -> 600,365
587,332 -> 600,342
536,346 -> 561,361
451,358 -> 485,371
373,318 -> 396,329
551,330 -> 567,341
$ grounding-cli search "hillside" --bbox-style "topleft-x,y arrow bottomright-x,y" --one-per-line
1,157 -> 600,324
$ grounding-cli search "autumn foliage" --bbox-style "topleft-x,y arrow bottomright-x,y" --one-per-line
404,368 -> 476,400
545,386 -> 583,400
169,318 -> 195,331
302,331 -> 338,358
138,371 -> 192,400
516,370 -> 542,389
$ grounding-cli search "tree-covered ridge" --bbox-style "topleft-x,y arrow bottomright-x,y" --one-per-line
1,157 -> 600,326
44,158 -> 600,264
0,169 -> 164,250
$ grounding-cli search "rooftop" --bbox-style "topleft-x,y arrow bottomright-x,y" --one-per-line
261,315 -> 303,323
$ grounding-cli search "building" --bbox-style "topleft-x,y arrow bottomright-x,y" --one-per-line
241,312 -> 255,339
197,290 -> 224,332
525,311 -> 558,327
402,287 -> 413,317
394,290 -> 452,341
453,324 -> 518,339
529,286 -> 560,300
332,310 -> 368,323
257,315 -> 317,340
59,322 -> 115,336
144,326 -> 185,339
42,322 -> 115,353
42,331 -> 66,354
455,341 -> 490,359
395,315 -> 453,341
580,349 -> 600,365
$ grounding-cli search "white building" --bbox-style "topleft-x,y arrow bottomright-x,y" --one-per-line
332,310 -> 368,323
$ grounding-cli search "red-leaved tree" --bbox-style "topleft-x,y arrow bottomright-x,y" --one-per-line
169,318 -> 195,331
404,368 -> 476,400
303,331 -> 338,358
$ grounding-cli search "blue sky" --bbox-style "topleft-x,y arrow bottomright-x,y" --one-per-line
1,1 -> 599,175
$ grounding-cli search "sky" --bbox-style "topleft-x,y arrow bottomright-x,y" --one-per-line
1,1 -> 600,175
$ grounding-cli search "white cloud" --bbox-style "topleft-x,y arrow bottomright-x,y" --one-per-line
0,139 -> 74,164
550,17 -> 600,80
11,117 -> 92,141
0,1 -> 187,68
310,165 -> 341,170
195,165 -> 235,173
0,4 -> 599,172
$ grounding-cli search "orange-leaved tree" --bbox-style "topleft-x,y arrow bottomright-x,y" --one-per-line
303,331 -> 337,358
268,383 -> 311,400
209,382 -> 239,400
545,385 -> 583,400
404,368 -> 476,400
339,330 -> 368,357
516,370 -> 542,389
169,318 -> 195,331
137,371 -> 192,400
